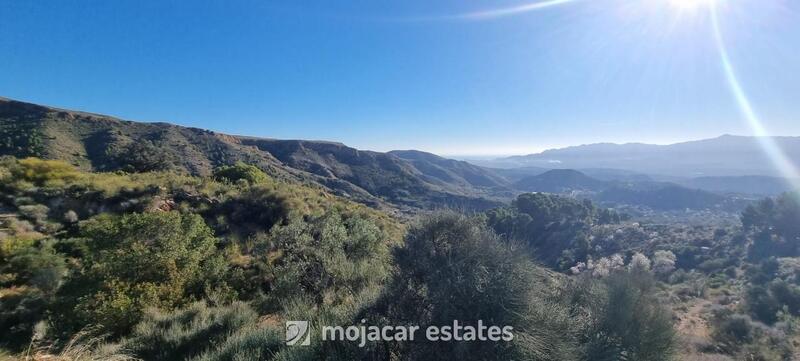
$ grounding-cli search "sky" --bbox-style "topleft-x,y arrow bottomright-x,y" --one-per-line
1,0 -> 799,156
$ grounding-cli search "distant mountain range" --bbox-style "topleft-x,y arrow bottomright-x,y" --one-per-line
476,135 -> 800,178
1,97 -> 795,213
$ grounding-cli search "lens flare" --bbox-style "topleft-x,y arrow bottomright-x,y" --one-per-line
669,0 -> 717,11
400,0 -> 580,22
710,5 -> 800,188
454,0 -> 579,20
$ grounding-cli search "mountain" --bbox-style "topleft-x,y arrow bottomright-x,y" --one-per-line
388,150 -> 510,189
513,169 -> 608,193
0,97 -> 504,211
489,166 -> 550,183
578,168 -> 653,183
678,176 -> 795,196
494,135 -> 800,177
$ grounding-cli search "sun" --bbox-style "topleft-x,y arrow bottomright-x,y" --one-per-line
668,0 -> 718,11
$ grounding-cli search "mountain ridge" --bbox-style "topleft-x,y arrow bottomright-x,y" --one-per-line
0,97 -> 505,212
488,134 -> 800,177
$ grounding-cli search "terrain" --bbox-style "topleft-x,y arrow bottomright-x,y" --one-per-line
4,97 -> 794,217
2,98 -> 800,361
480,135 -> 800,178
0,97 -> 510,213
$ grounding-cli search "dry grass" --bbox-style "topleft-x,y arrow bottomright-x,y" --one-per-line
15,329 -> 138,361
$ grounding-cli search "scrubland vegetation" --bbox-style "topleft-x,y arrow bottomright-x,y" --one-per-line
1,156 -> 799,360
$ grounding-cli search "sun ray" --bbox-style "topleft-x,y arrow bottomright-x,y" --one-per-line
710,5 -> 800,189
396,0 -> 580,22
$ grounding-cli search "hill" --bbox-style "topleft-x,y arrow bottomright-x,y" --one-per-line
513,169 -> 608,193
507,168 -> 743,211
0,97 -> 504,211
595,183 -> 736,211
388,150 -> 510,189
678,175 -> 795,196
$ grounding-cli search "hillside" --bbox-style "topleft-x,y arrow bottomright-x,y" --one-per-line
506,168 -> 744,211
388,150 -> 510,189
513,169 -> 608,193
0,97 -> 503,211
678,175 -> 795,196
493,135 -> 800,177
595,183 -> 735,211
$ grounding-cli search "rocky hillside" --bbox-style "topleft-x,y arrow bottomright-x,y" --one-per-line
0,97 -> 504,211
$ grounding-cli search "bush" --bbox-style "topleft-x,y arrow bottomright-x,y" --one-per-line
2,241 -> 66,291
112,140 -> 177,173
54,211 -> 222,336
213,162 -> 269,185
710,312 -> 794,359
258,210 -> 391,312
205,186 -> 289,237
192,327 -> 284,361
10,158 -> 82,186
578,270 -> 677,361
0,288 -> 48,351
370,212 -> 579,361
652,250 -> 677,276
121,301 -> 257,361
746,280 -> 800,324
17,204 -> 50,224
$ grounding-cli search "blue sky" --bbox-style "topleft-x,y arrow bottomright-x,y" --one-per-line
2,0 -> 799,155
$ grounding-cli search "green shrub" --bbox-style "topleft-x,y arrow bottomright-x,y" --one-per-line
0,288 -> 47,351
111,140 -> 178,173
10,158 -> 82,186
577,270 -> 677,361
258,210 -> 391,312
191,327 -> 284,361
2,241 -> 66,291
213,162 -> 270,185
54,211 -> 222,336
121,301 -> 257,361
371,212 -> 579,361
746,280 -> 800,324
17,204 -> 50,224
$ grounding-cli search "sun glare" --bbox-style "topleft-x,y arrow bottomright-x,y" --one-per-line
668,0 -> 717,11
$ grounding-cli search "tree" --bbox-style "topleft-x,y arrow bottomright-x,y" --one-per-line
743,193 -> 800,259
486,193 -> 610,269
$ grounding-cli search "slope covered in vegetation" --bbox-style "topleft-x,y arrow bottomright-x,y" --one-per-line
0,98 -> 506,211
0,154 -> 798,360
0,156 -> 683,360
